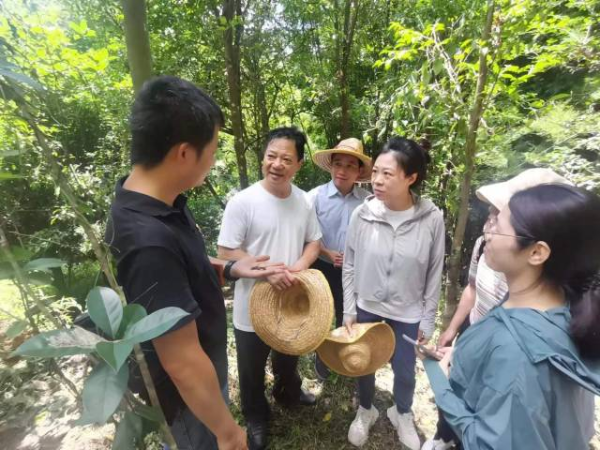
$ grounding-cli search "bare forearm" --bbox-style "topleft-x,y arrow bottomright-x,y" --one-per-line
447,284 -> 476,332
170,354 -> 235,438
294,240 -> 320,270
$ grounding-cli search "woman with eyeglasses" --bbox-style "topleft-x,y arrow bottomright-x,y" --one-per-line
421,183 -> 600,450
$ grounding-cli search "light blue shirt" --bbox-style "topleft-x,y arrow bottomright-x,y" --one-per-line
307,180 -> 370,262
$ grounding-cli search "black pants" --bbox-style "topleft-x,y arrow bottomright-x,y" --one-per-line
435,316 -> 471,446
234,328 -> 302,424
311,258 -> 343,328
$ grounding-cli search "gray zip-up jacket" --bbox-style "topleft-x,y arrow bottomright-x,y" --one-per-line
342,195 -> 445,338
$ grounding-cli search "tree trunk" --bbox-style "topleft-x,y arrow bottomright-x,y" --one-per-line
338,0 -> 360,139
120,0 -> 153,93
222,0 -> 249,188
443,0 -> 496,325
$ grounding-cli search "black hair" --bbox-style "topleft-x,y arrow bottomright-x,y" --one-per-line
264,126 -> 307,161
379,136 -> 431,190
129,75 -> 224,168
509,184 -> 600,359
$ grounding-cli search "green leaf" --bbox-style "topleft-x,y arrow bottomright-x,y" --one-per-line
0,67 -> 44,91
13,327 -> 104,358
95,340 -> 134,372
87,287 -> 123,339
133,402 -> 164,423
0,172 -> 23,180
124,307 -> 189,345
112,411 -> 143,450
23,258 -> 66,273
78,361 -> 129,425
6,320 -> 28,339
116,304 -> 147,339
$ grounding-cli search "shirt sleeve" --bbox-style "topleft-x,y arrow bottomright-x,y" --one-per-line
305,199 -> 323,243
468,237 -> 484,287
420,212 -> 446,338
423,354 -> 550,449
217,195 -> 247,250
119,246 -> 201,335
342,209 -> 360,315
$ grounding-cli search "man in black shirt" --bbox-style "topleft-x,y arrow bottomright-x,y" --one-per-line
105,76 -> 282,450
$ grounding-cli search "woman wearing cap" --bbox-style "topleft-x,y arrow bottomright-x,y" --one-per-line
422,184 -> 600,449
342,136 -> 445,449
307,138 -> 372,380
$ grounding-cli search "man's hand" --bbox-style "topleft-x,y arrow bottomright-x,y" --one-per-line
417,329 -> 430,345
324,249 -> 344,268
437,346 -> 454,378
266,271 -> 296,290
217,423 -> 248,450
437,327 -> 457,347
343,313 -> 357,336
231,255 -> 286,279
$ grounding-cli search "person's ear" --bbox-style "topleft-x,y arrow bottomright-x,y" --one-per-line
407,172 -> 418,186
528,241 -> 551,267
178,143 -> 197,162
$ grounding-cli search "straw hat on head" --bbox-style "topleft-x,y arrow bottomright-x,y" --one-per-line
316,323 -> 395,377
312,138 -> 372,182
249,269 -> 334,356
476,168 -> 573,211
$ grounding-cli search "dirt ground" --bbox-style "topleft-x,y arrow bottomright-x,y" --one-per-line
0,301 -> 598,450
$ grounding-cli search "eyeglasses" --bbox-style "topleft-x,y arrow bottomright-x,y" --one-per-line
483,230 -> 535,241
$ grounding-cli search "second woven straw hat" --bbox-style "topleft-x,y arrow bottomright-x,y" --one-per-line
312,138 -> 372,182
316,323 -> 396,377
249,269 -> 334,356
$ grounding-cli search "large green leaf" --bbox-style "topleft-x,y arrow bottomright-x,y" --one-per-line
123,307 -> 189,344
78,361 -> 129,425
95,340 -> 134,373
116,304 -> 147,339
0,171 -> 23,180
12,327 -> 105,358
6,320 -> 28,339
0,66 -> 44,91
112,411 -> 143,450
133,402 -> 164,423
87,287 -> 123,339
23,258 -> 66,273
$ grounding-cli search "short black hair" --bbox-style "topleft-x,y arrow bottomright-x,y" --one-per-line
380,136 -> 431,190
129,76 -> 224,168
264,126 -> 307,161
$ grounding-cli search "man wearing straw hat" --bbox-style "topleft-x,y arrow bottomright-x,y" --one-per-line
307,138 -> 372,380
218,126 -> 322,450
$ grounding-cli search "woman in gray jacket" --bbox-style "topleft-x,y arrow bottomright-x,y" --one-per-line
343,137 -> 445,449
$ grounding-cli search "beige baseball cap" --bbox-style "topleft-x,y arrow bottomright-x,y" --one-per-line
476,168 -> 573,211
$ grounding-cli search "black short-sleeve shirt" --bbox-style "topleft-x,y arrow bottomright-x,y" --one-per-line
104,177 -> 227,422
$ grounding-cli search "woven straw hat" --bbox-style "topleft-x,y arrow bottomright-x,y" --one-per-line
249,269 -> 334,356
316,323 -> 395,377
312,138 -> 372,182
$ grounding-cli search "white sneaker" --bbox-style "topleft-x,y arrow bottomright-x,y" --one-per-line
348,405 -> 379,447
387,406 -> 420,450
421,437 -> 456,450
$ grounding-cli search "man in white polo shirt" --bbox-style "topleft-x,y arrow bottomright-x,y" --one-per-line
218,126 -> 322,450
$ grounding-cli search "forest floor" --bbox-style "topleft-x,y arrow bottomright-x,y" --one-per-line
0,281 -> 598,449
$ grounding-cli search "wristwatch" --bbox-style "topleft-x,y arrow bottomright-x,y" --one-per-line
224,260 -> 239,281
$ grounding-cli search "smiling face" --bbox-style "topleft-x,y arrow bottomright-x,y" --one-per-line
261,138 -> 302,190
371,152 -> 417,206
331,153 -> 362,193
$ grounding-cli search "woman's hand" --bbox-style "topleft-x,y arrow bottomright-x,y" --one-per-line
438,346 -> 454,378
343,313 -> 357,336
